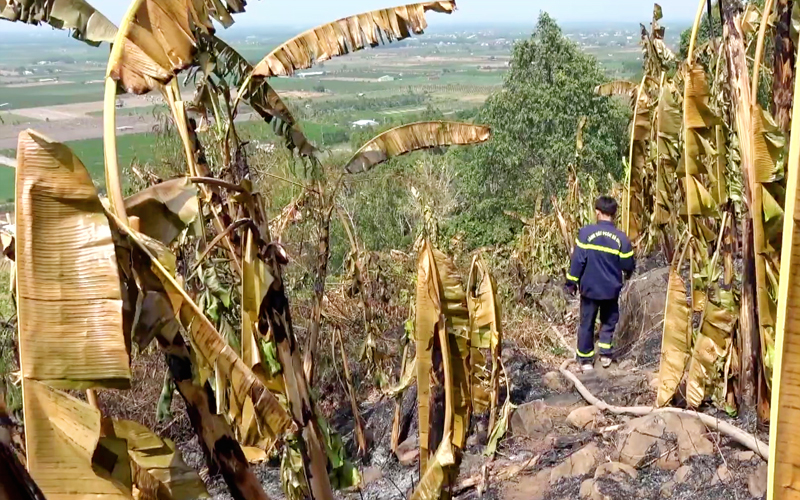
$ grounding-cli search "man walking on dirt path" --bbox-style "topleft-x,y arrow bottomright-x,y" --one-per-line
564,196 -> 634,372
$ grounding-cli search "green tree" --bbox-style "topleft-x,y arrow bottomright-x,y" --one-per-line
450,13 -> 628,247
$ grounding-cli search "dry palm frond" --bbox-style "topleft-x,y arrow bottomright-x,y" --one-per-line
251,1 -> 456,77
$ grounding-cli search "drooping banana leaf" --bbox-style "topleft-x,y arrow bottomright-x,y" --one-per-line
345,121 -> 491,174
594,79 -> 638,99
466,255 -> 502,428
415,240 -> 442,474
0,0 -> 117,45
15,129 -> 130,389
686,291 -> 737,408
110,212 -> 293,443
251,1 -> 456,78
106,0 -> 241,94
123,177 -> 198,246
200,35 -> 315,156
411,253 -> 461,500
433,247 -> 471,451
111,419 -> 208,499
656,242 -> 692,407
23,379 -> 131,498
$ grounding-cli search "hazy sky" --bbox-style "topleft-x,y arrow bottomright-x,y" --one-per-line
3,0 -> 701,32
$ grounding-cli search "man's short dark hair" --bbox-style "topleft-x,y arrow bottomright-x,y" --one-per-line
595,196 -> 618,217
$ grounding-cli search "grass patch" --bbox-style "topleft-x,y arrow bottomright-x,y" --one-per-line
0,166 -> 13,204
0,81 -> 105,109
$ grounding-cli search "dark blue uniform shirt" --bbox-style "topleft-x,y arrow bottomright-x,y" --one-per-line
567,220 -> 634,300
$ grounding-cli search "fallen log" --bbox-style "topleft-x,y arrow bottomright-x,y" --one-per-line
558,360 -> 769,460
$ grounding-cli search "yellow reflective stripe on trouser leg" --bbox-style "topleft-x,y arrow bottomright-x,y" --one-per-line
576,349 -> 595,358
567,273 -> 579,282
598,342 -> 612,350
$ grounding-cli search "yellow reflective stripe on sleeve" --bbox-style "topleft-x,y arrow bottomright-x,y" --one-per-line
576,349 -> 595,358
576,238 -> 623,257
567,273 -> 579,282
598,342 -> 612,349
620,250 -> 634,258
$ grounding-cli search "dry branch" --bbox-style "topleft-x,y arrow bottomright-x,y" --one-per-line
558,360 -> 769,460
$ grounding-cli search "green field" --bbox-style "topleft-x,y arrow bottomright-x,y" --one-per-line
0,166 -> 12,203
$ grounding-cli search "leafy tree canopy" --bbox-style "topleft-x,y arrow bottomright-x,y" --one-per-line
448,13 -> 629,248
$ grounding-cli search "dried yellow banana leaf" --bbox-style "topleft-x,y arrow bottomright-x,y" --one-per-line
686,176 -> 719,218
345,121 -> 491,174
15,129 -> 130,389
467,256 -> 502,419
0,0 -> 118,45
106,0 -> 226,94
238,229 -> 285,446
415,240 -> 442,474
594,79 -> 637,101
252,1 -> 456,78
684,64 -> 717,130
656,263 -> 692,407
409,430 -> 456,500
752,105 -> 786,184
124,178 -> 198,246
384,358 -> 417,397
433,247 -> 471,450
411,292 -> 460,500
111,419 -> 208,499
710,125 -> 728,205
686,295 -> 737,408
23,379 -> 131,499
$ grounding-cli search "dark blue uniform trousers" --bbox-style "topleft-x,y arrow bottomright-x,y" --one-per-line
577,296 -> 619,364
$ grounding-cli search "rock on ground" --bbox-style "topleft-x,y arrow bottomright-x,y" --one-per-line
567,406 -> 604,430
550,442 -> 602,482
616,412 -> 714,467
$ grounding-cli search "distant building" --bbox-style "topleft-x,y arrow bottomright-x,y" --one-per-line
352,119 -> 379,128
377,75 -> 395,82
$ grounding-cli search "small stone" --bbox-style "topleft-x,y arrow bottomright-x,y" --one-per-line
617,414 -> 667,467
674,465 -> 692,484
361,466 -> 383,485
550,443 -> 601,482
618,359 -> 635,371
396,435 -> 419,466
748,463 -> 768,498
567,406 -> 604,430
660,481 -> 675,498
711,464 -> 731,485
736,450 -> 756,462
510,400 -> 552,438
544,371 -> 566,391
594,461 -> 638,480
580,479 -> 595,498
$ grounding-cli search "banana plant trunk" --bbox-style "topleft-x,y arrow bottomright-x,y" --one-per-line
162,339 -> 272,500
722,0 -> 760,419
303,197 -> 333,385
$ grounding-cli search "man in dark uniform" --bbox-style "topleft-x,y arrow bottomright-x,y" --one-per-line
565,196 -> 634,371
